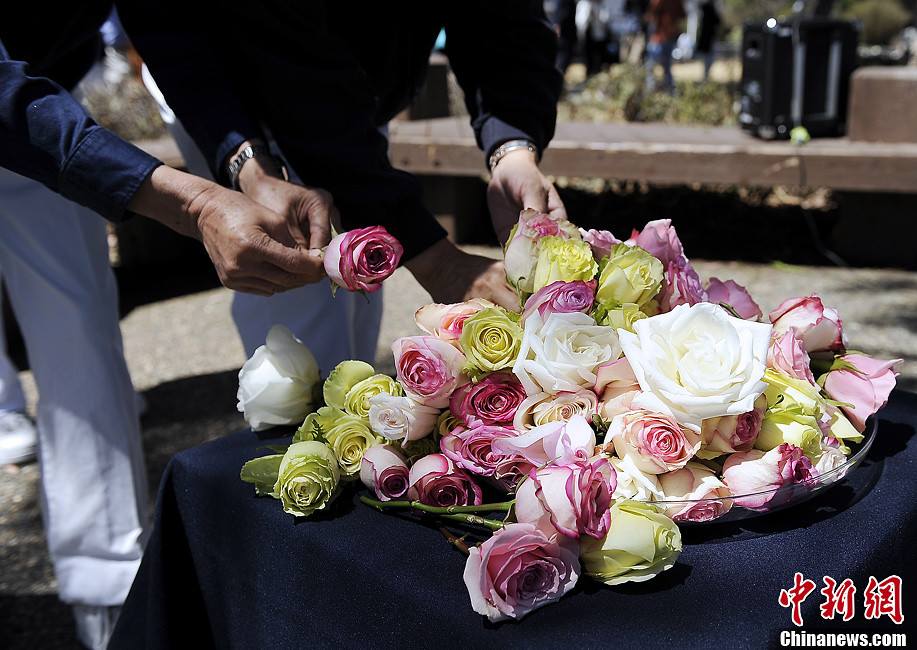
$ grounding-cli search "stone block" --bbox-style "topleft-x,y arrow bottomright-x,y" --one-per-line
847,66 -> 917,143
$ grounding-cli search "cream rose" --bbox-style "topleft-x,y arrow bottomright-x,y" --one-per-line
618,302 -> 772,426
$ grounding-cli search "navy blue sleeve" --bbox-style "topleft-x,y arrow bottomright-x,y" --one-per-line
444,1 -> 563,168
0,46 -> 161,222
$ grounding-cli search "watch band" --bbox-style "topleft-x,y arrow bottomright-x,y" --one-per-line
227,145 -> 289,190
488,139 -> 538,173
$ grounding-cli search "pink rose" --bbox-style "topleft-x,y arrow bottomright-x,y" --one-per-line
491,454 -> 537,493
722,443 -> 818,508
515,458 -> 617,539
492,414 -> 595,467
520,280 -> 596,325
658,461 -> 733,522
594,358 -> 641,422
626,219 -> 688,269
658,261 -> 707,312
440,423 -> 518,477
392,336 -> 469,408
609,409 -> 702,474
821,353 -> 901,432
698,394 -> 766,459
359,444 -> 409,502
414,298 -> 496,348
449,372 -> 526,426
323,225 -> 403,293
463,522 -> 580,622
769,296 -> 847,356
581,228 -> 623,262
407,453 -> 482,507
767,330 -> 817,384
705,277 -> 763,321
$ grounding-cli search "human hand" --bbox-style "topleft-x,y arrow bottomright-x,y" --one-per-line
404,239 -> 519,312
487,148 -> 566,243
234,146 -> 337,253
129,165 -> 324,295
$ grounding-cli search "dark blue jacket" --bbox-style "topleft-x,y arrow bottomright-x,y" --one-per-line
0,3 -> 159,222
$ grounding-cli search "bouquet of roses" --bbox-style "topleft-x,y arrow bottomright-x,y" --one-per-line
238,211 -> 901,622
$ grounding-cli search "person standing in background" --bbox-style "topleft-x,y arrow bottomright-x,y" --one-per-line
696,0 -> 721,81
644,0 -> 686,93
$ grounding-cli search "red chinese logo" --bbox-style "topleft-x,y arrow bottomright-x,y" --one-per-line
864,575 -> 904,625
780,573 -> 905,626
779,572 -> 817,627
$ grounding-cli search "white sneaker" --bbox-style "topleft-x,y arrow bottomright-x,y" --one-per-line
73,604 -> 121,650
0,411 -> 37,465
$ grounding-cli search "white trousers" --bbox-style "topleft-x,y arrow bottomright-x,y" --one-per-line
0,166 -> 148,606
144,67 -> 383,370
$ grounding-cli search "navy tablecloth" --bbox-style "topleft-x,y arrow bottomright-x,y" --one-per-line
110,391 -> 917,649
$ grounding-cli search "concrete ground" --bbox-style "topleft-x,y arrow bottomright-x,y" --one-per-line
1,245 -> 915,648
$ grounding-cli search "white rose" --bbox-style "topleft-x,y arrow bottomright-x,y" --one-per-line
368,393 -> 440,444
237,325 -> 321,431
608,454 -> 664,502
513,311 -> 623,396
618,302 -> 771,427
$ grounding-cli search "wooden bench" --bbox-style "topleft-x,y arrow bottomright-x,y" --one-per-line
386,115 -> 917,194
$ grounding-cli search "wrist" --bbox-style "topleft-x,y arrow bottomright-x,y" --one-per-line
226,141 -> 289,192
488,139 -> 538,173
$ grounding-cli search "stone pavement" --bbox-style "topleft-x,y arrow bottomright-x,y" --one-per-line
1,247 -> 915,648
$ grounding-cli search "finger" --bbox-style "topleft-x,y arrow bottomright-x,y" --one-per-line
546,184 -> 568,221
256,238 -> 327,278
308,204 -> 336,251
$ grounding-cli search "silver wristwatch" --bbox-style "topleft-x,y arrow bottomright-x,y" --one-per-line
227,145 -> 289,190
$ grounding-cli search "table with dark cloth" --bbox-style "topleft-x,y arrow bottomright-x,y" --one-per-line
110,391 -> 917,649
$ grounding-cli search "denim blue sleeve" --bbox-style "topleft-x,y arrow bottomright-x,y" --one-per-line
0,53 -> 160,222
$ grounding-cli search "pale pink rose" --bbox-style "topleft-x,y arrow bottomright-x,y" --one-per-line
722,443 -> 818,508
392,336 -> 469,408
815,434 -> 849,475
705,277 -> 763,321
520,280 -> 596,325
594,358 -> 641,422
610,409 -> 702,474
414,298 -> 496,348
658,261 -> 707,312
697,394 -> 766,459
367,393 -> 440,445
821,353 -> 901,432
359,444 -> 410,501
515,458 -> 617,539
769,296 -> 847,356
449,372 -> 526,426
767,330 -> 817,384
463,522 -> 580,622
513,389 -> 599,431
323,225 -> 403,293
491,454 -> 537,493
407,453 -> 482,506
658,461 -> 733,522
581,228 -> 623,262
492,414 -> 595,467
626,219 -> 688,269
504,209 -> 580,294
440,423 -> 519,477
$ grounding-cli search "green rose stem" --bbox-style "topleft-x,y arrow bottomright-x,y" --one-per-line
358,496 -> 512,531
438,526 -> 472,556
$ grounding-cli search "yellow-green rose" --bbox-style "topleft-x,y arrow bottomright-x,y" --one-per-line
595,244 -> 664,308
324,414 -> 383,479
596,302 -> 648,333
532,236 -> 598,293
294,405 -> 343,442
323,360 -> 375,410
756,370 -> 825,460
273,441 -> 341,517
459,307 -> 523,377
579,500 -> 682,586
344,374 -> 403,420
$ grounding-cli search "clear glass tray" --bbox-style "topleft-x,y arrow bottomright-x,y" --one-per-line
645,419 -> 878,525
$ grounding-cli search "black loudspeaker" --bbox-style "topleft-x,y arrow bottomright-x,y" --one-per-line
739,17 -> 859,139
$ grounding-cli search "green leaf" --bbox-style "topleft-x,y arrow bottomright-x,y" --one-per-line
240,454 -> 284,496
